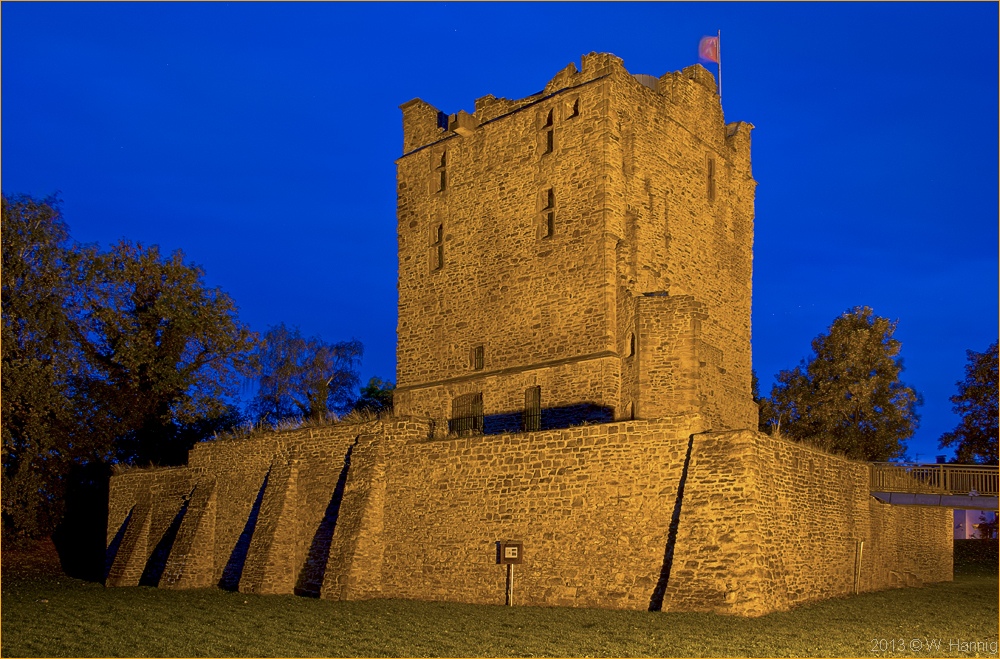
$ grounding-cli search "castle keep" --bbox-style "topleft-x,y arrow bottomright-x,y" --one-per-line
394,52 -> 756,435
105,54 -> 952,616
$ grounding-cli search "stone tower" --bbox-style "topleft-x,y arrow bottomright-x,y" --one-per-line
393,52 -> 757,436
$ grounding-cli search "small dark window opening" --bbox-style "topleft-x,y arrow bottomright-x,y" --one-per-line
545,129 -> 554,154
450,393 -> 483,435
544,110 -> 554,127
570,99 -> 580,117
431,223 -> 444,270
542,188 -> 555,239
707,157 -> 716,203
524,386 -> 541,432
436,150 -> 447,192
627,332 -> 636,357
472,345 -> 484,370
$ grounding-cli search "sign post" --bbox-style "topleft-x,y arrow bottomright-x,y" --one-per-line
496,540 -> 523,606
506,563 -> 514,606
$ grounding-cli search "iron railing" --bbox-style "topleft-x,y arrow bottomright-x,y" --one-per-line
449,392 -> 483,435
870,462 -> 999,497
523,386 -> 541,432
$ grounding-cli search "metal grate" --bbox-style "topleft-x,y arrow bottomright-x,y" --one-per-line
523,386 -> 541,432
450,393 -> 483,435
472,345 -> 484,370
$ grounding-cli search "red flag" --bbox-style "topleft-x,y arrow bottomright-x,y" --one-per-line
699,35 -> 720,64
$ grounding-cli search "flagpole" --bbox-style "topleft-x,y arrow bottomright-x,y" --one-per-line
717,29 -> 722,98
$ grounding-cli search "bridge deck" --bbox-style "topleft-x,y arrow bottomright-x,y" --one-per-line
870,462 -> 998,509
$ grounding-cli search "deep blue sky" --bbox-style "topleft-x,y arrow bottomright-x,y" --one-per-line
3,2 -> 996,462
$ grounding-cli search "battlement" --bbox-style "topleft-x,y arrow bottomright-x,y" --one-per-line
400,53 -> 735,156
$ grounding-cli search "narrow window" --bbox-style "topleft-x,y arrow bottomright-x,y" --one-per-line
626,332 -> 636,357
541,188 -> 555,239
471,345 -> 484,370
524,386 -> 541,432
569,99 -> 580,118
707,156 -> 716,203
436,150 -> 447,192
541,109 -> 555,155
431,223 -> 444,271
450,393 -> 483,435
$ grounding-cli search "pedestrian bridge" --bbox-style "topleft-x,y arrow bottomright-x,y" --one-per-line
870,462 -> 999,509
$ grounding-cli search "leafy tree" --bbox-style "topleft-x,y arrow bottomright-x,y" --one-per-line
976,512 -> 998,540
71,240 -> 256,465
938,343 -> 998,464
2,193 -> 256,540
760,306 -> 920,461
354,376 -> 395,415
249,324 -> 362,424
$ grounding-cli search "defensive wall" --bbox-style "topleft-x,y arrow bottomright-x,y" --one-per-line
106,416 -> 951,616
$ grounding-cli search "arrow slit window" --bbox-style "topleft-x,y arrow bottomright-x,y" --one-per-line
707,156 -> 716,203
430,223 -> 444,271
436,150 -> 447,192
543,109 -> 554,155
540,187 -> 556,239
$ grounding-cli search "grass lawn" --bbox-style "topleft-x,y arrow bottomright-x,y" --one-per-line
2,541 -> 997,657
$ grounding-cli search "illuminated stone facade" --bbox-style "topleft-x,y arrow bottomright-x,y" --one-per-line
394,53 -> 756,435
105,54 -> 953,616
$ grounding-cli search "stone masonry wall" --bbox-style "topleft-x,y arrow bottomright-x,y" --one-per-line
379,415 -> 704,609
394,356 -> 620,438
661,430 -> 953,616
603,61 -> 756,431
106,421 -> 424,593
395,56 -> 618,432
106,467 -> 196,587
107,418 -> 953,616
395,53 -> 756,434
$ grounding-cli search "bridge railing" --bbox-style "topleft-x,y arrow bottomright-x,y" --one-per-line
870,462 -> 999,496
